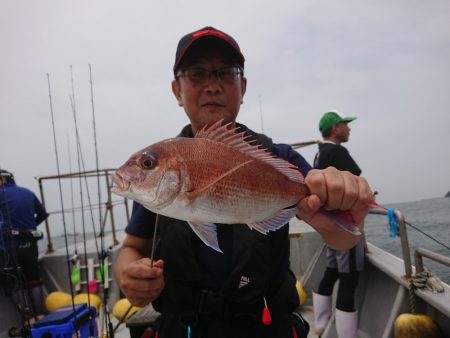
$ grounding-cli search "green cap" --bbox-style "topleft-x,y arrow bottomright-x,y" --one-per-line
319,111 -> 356,134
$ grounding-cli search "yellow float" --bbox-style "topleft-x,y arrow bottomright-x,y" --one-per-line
112,298 -> 140,321
45,291 -> 72,312
394,313 -> 442,338
295,280 -> 307,305
74,293 -> 102,312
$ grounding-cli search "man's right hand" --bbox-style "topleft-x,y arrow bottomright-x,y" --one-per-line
118,258 -> 165,307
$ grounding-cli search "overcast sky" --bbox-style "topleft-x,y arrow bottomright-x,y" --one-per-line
1,0 -> 450,221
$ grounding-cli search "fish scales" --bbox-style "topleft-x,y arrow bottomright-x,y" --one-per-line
164,137 -> 304,224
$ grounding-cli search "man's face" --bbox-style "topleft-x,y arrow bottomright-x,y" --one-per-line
334,122 -> 351,143
172,48 -> 247,134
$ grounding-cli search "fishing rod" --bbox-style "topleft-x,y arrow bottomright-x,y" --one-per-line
46,200 -> 124,215
68,135 -> 81,294
47,73 -> 80,338
69,66 -> 102,275
258,95 -> 264,134
70,65 -> 115,337
89,63 -> 114,337
69,66 -> 100,338
290,140 -> 322,149
69,66 -> 90,303
113,213 -> 160,334
68,136 -> 78,250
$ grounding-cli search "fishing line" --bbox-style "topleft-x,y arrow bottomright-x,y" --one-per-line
404,220 -> 450,251
47,73 -> 79,337
377,205 -> 450,251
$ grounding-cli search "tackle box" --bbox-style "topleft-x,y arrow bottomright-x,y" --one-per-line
31,303 -> 97,338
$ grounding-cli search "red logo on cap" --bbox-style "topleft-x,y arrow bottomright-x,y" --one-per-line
192,29 -> 230,42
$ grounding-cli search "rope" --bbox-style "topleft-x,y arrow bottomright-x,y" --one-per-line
412,269 -> 445,293
408,268 -> 444,316
408,279 -> 417,314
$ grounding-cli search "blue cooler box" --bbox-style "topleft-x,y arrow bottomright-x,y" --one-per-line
31,304 -> 98,338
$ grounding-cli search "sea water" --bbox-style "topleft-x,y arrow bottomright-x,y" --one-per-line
38,198 -> 450,284
365,197 -> 450,283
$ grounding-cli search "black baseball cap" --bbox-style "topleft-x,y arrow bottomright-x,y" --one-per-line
173,26 -> 245,74
0,169 -> 13,178
0,169 -> 14,181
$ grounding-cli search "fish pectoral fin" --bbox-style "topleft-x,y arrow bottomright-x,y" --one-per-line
185,160 -> 253,199
248,206 -> 298,234
188,221 -> 222,253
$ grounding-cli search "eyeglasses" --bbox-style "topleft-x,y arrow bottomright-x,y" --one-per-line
176,66 -> 243,85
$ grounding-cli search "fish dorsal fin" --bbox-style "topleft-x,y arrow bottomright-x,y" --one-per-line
248,206 -> 298,234
196,119 -> 303,184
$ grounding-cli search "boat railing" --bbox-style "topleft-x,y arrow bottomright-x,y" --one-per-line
415,247 -> 450,274
369,207 -> 450,283
368,208 -> 412,279
36,168 -> 130,254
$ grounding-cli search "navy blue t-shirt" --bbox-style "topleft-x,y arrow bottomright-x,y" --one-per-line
0,182 -> 48,249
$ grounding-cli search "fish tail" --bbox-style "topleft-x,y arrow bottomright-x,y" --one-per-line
369,202 -> 383,210
319,209 -> 361,235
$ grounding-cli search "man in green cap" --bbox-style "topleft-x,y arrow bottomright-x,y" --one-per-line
312,110 -> 365,338
314,110 -> 359,174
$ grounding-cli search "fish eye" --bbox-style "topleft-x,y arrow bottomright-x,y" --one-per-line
139,153 -> 157,169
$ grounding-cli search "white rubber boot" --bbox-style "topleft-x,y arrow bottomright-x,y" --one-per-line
335,309 -> 358,338
312,292 -> 332,336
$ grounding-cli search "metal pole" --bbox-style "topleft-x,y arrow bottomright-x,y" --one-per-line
415,247 -> 450,274
124,197 -> 130,224
369,208 -> 412,278
37,177 -> 53,253
105,170 -> 118,246
395,209 -> 412,279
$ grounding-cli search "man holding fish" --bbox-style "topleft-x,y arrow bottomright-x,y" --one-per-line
114,27 -> 374,337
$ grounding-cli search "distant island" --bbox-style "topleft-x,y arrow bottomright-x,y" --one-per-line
446,191 -> 450,198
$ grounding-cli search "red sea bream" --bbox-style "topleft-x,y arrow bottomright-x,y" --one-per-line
111,120 -> 359,252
